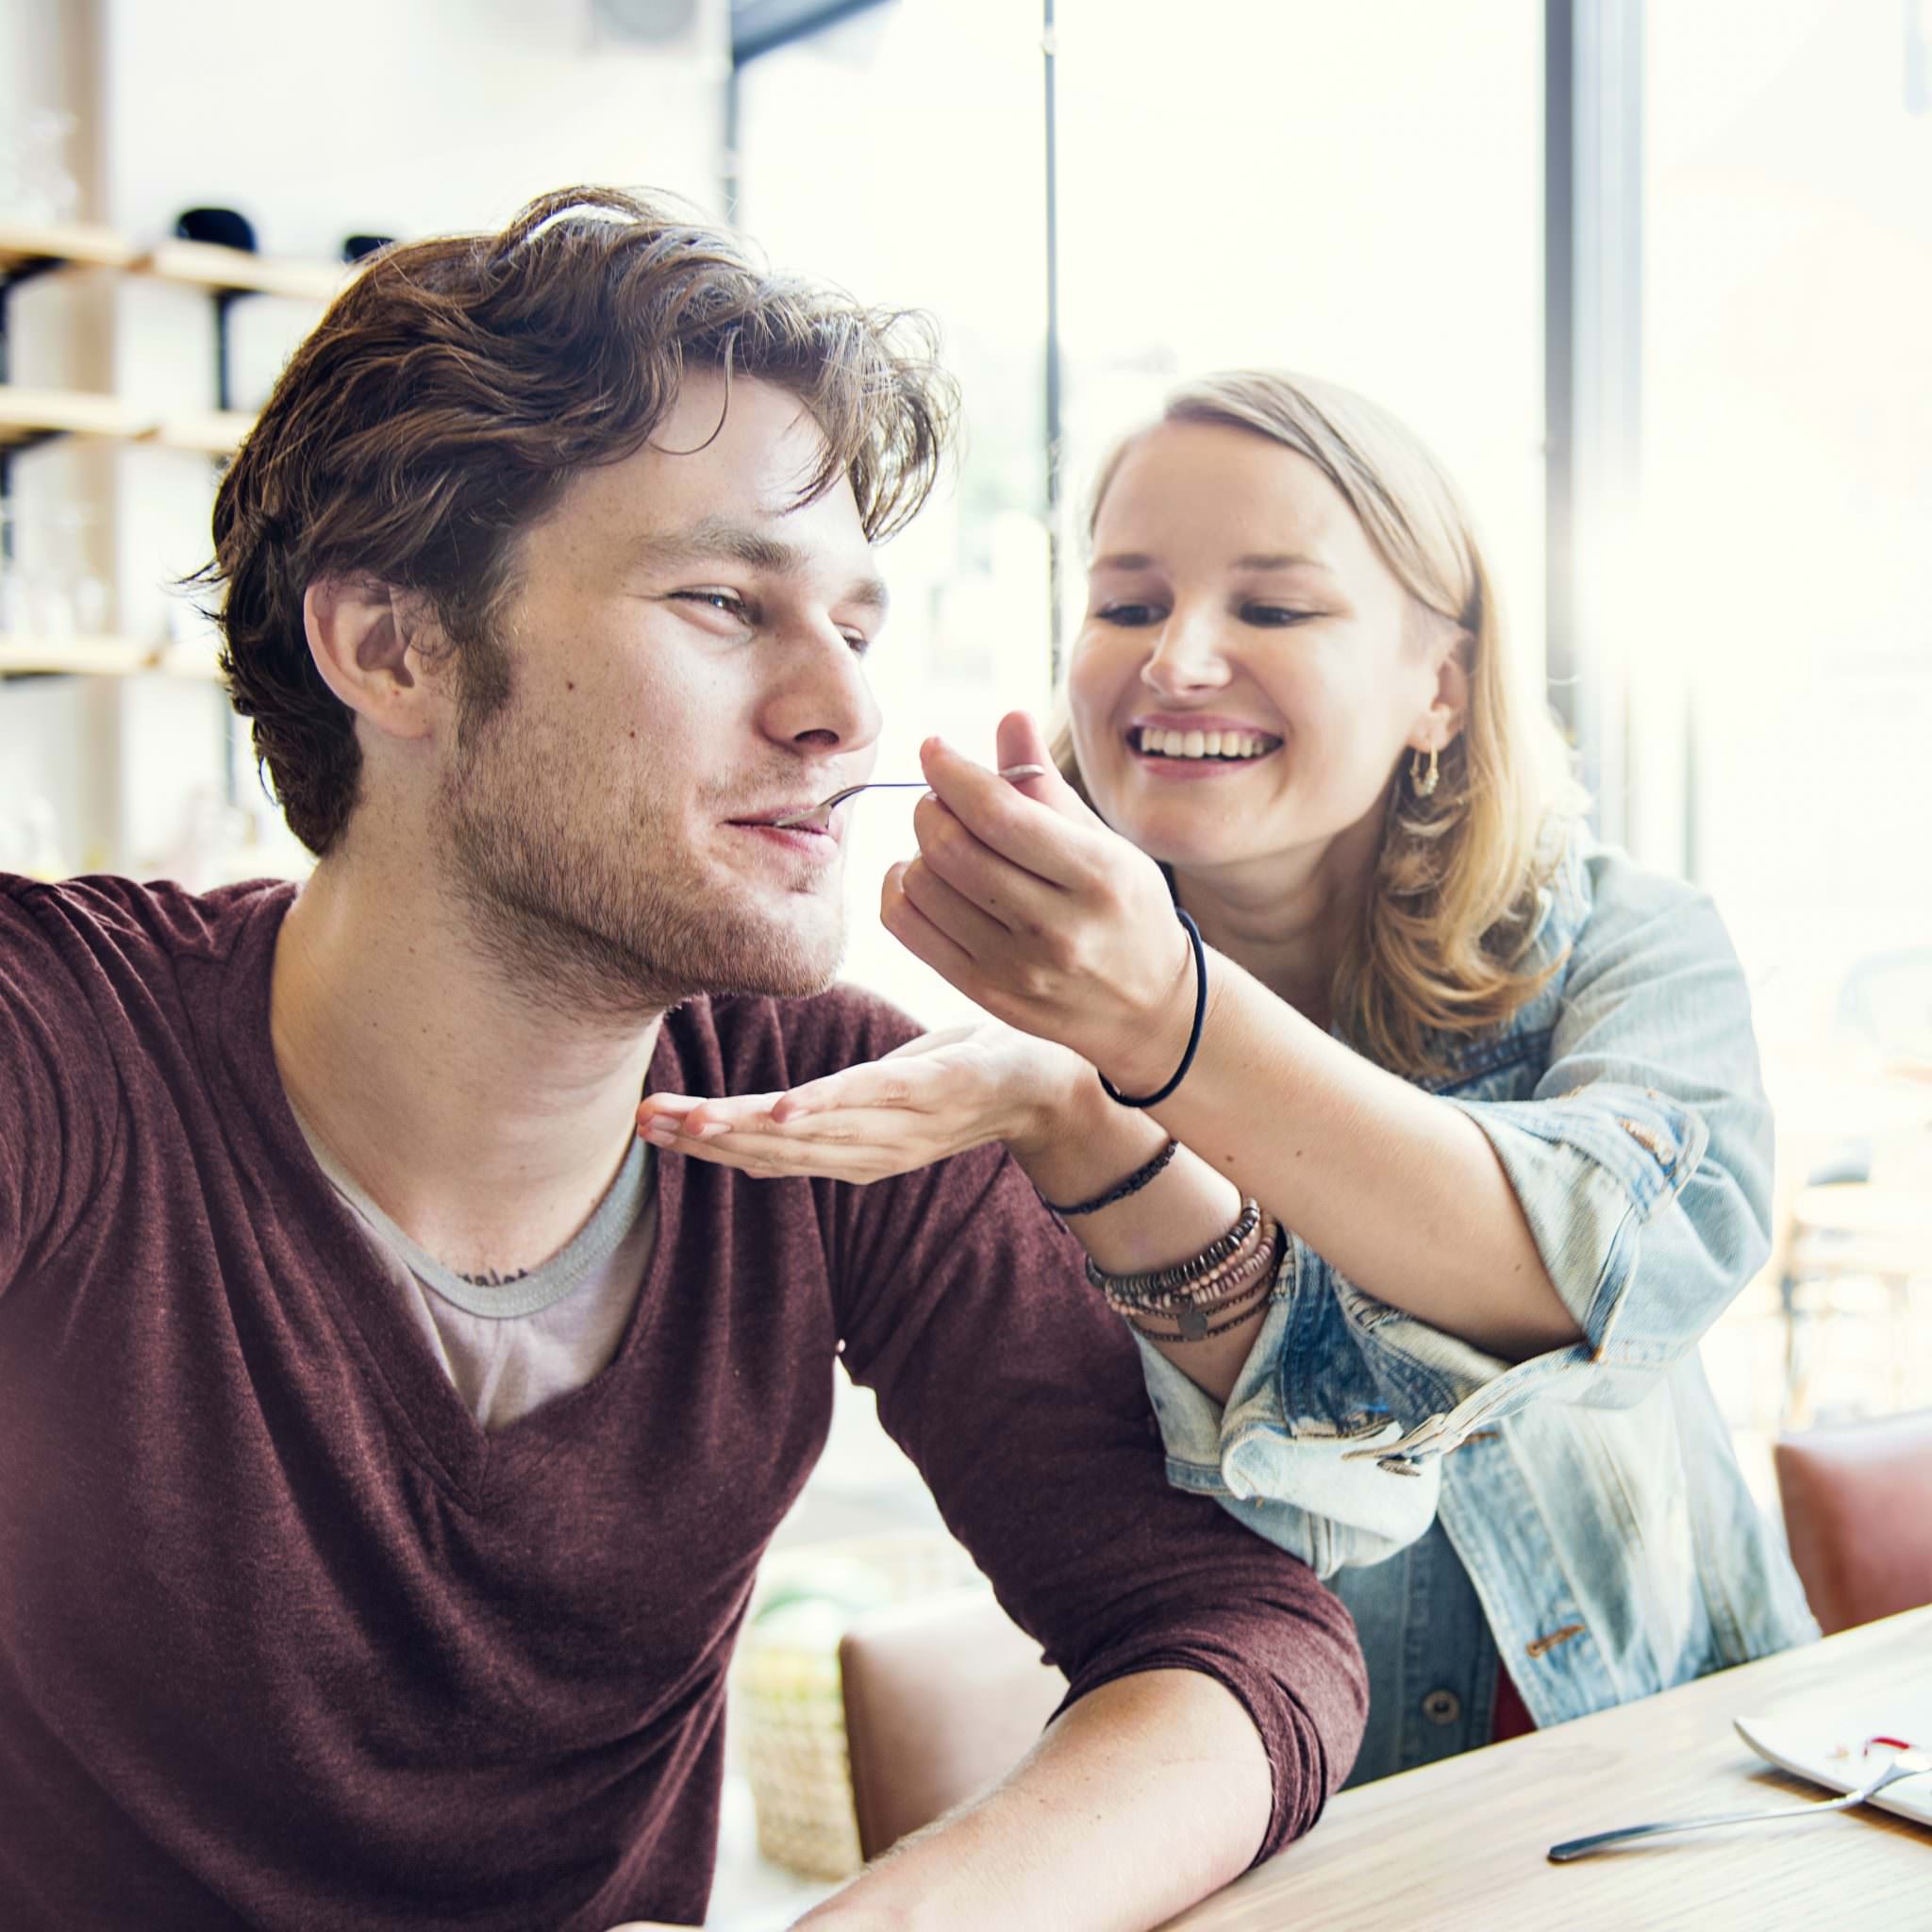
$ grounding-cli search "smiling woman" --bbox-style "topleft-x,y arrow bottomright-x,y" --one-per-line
650,365 -> 1816,1797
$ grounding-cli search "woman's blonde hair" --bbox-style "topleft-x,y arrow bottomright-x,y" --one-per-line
1058,370 -> 1583,1077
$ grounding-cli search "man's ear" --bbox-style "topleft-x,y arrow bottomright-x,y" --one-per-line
1411,624 -> 1473,752
303,578 -> 437,744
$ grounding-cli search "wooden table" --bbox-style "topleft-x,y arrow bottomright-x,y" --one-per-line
1159,1607 -> 1932,1930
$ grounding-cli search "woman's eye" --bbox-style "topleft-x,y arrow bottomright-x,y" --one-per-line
1241,604 -> 1314,628
1095,602 -> 1163,626
841,629 -> 872,658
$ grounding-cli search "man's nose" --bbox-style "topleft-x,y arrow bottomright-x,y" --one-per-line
1140,608 -> 1235,699
763,622 -> 882,758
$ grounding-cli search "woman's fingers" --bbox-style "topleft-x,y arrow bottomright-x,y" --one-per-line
918,735 -> 1096,891
896,848 -> 1027,958
911,791 -> 1066,935
994,708 -> 1054,779
881,861 -> 987,993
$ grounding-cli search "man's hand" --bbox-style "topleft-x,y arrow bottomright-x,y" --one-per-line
883,712 -> 1197,1097
636,1021 -> 1093,1182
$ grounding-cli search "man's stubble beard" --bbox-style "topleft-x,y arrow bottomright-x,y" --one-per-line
435,663 -> 845,1020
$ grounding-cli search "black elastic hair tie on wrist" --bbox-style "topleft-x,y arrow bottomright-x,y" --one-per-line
1100,908 -> 1207,1108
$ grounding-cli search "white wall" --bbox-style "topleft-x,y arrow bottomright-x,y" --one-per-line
3,0 -> 728,876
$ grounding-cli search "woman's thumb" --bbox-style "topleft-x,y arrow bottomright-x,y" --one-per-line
996,709 -> 1097,822
997,708 -> 1064,785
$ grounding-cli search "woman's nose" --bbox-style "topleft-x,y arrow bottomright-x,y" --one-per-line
1140,614 -> 1234,698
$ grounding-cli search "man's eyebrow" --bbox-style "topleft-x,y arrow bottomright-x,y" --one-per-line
633,516 -> 890,612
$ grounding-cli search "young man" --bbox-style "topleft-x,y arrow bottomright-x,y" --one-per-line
0,189 -> 1364,1931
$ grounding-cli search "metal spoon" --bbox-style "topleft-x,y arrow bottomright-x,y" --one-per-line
772,764 -> 1049,832
1547,1746 -> 1931,1861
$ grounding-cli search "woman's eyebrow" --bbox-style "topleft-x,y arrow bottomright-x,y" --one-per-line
1230,552 -> 1333,575
1091,550 -> 1335,575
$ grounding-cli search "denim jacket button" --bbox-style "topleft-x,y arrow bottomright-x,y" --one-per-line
1421,1688 -> 1462,1726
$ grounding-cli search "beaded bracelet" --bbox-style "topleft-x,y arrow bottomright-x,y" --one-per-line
1083,1197 -> 1261,1302
1127,1275 -> 1273,1345
1102,1216 -> 1281,1316
1126,1251 -> 1280,1342
1092,1209 -> 1273,1313
1039,1137 -> 1178,1218
1099,1218 -> 1275,1314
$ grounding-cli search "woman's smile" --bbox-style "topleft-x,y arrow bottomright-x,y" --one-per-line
1125,712 -> 1285,778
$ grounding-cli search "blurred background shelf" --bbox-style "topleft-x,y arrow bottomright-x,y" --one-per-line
0,635 -> 223,679
135,239 -> 344,304
144,409 -> 254,457
0,634 -> 149,675
0,219 -> 137,274
0,387 -> 151,442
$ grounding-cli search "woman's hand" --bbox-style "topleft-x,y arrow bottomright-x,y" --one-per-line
887,711 -> 1196,1094
636,1020 -> 1093,1184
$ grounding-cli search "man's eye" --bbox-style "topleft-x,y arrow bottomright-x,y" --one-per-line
675,591 -> 751,620
1095,602 -> 1163,626
1241,604 -> 1315,627
841,630 -> 872,658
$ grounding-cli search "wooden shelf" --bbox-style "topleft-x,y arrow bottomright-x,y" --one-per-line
150,641 -> 227,682
0,221 -> 138,275
0,387 -> 153,444
145,409 -> 255,457
0,636 -> 152,676
0,635 -> 226,680
138,240 -> 344,305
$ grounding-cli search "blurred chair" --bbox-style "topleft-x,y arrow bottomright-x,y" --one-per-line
839,1587 -> 1067,1861
1774,1409 -> 1932,1634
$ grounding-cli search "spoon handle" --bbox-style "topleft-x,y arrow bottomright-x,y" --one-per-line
774,764 -> 1051,830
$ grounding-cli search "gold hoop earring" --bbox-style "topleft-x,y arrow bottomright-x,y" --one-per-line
1410,746 -> 1440,798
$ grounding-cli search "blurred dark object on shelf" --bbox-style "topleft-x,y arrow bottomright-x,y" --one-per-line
174,208 -> 257,253
341,235 -> 394,263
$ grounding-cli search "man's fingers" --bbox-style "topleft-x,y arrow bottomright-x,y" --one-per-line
769,1060 -> 924,1124
646,1115 -> 912,1183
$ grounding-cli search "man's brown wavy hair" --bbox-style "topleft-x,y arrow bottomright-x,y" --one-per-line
206,185 -> 958,857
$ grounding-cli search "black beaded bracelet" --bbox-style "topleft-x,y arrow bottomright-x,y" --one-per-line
1040,1137 -> 1178,1218
1100,908 -> 1207,1109
1083,1197 -> 1263,1302
1126,1260 -> 1277,1343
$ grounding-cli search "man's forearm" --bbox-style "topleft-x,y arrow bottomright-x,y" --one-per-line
795,1668 -> 1273,1932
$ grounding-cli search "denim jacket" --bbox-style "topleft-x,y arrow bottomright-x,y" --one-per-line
1138,840 -> 1818,1756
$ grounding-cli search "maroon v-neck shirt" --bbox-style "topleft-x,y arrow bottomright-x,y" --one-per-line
0,874 -> 1365,1931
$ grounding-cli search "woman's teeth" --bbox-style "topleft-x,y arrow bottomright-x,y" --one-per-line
1133,726 -> 1278,760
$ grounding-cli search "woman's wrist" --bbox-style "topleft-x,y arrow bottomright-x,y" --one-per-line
1086,916 -> 1206,1102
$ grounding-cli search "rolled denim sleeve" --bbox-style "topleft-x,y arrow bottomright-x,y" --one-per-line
1337,853 -> 1774,1455
1444,862 -> 1773,1380
1135,849 -> 1775,1562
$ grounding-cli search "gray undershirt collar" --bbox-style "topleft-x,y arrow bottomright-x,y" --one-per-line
301,1122 -> 655,1321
